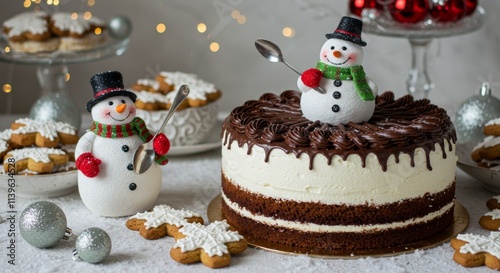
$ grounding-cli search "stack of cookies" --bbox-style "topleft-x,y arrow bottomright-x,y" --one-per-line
131,71 -> 222,111
2,11 -> 107,53
471,117 -> 500,170
1,118 -> 79,175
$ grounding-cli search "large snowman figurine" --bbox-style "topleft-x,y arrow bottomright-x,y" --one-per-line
75,71 -> 170,217
297,16 -> 378,125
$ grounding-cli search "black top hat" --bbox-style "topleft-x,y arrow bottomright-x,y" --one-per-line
86,71 -> 137,112
325,16 -> 366,47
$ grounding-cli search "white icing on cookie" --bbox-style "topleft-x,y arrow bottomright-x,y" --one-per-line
493,196 -> 500,202
159,71 -> 217,101
473,136 -> 500,151
485,209 -> 500,220
0,129 -> 12,141
136,78 -> 160,91
486,118 -> 500,126
13,118 -> 77,141
129,204 -> 200,229
0,129 -> 13,154
6,147 -> 66,163
0,140 -> 8,154
3,12 -> 48,37
133,91 -> 168,104
174,220 -> 243,257
457,232 -> 500,259
51,13 -> 90,35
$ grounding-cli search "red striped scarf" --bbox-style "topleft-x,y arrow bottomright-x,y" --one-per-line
89,117 -> 168,165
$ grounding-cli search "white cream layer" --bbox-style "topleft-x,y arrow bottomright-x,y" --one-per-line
222,192 -> 454,233
221,132 -> 457,205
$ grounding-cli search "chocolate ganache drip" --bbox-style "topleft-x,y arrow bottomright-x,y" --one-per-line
222,91 -> 456,171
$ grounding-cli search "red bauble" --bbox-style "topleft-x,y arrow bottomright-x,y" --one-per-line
430,0 -> 466,22
388,0 -> 429,24
464,0 -> 478,16
349,0 -> 383,17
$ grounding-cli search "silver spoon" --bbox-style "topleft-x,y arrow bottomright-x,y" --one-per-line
255,39 -> 326,94
133,84 -> 190,174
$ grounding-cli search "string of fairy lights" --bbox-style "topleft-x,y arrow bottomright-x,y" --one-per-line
1,0 -> 297,114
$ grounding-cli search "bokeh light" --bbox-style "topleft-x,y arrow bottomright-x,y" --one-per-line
210,42 -> 219,52
156,23 -> 166,33
3,84 -> 12,93
197,23 -> 207,33
282,27 -> 295,38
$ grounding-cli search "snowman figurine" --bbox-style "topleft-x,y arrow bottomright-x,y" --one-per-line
75,71 -> 170,217
297,16 -> 378,125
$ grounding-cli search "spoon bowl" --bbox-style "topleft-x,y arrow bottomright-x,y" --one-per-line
255,39 -> 326,94
133,85 -> 190,174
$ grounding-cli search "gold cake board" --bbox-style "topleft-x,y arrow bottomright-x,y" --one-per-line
207,194 -> 469,259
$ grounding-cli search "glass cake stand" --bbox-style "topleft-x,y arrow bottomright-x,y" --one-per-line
0,16 -> 132,129
362,6 -> 486,99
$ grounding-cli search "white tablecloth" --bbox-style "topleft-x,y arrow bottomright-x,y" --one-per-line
0,114 -> 496,273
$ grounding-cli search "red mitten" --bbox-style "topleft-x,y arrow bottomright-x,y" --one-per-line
76,152 -> 101,178
301,68 -> 323,88
153,133 -> 170,156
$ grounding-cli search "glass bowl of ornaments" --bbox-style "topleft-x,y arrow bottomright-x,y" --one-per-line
132,71 -> 222,155
350,0 -> 486,100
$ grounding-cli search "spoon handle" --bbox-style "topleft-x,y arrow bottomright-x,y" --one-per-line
153,84 -> 190,138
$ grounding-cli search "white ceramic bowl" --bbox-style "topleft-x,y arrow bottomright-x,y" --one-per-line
136,101 -> 219,146
0,170 -> 78,198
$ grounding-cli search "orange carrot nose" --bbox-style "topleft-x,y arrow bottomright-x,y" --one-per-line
116,104 -> 126,113
333,50 -> 341,58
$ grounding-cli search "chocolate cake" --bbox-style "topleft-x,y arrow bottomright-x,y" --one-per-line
220,90 -> 457,250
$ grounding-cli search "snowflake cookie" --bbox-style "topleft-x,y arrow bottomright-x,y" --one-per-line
126,204 -> 204,240
10,118 -> 78,148
479,196 -> 500,231
451,232 -> 500,270
170,220 -> 248,268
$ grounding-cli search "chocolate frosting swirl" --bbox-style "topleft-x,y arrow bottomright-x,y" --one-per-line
222,91 -> 456,171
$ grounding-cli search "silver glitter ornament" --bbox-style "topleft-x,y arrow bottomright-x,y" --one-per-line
74,227 -> 112,264
19,201 -> 67,248
455,82 -> 500,144
109,16 -> 132,39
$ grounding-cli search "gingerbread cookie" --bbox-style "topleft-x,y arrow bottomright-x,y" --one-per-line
3,147 -> 68,174
487,196 -> 500,210
49,12 -> 106,52
170,220 -> 247,268
2,12 -> 59,53
480,209 -> 500,231
126,204 -> 204,240
451,232 -> 500,270
0,129 -> 13,162
484,118 -> 500,137
10,118 -> 78,148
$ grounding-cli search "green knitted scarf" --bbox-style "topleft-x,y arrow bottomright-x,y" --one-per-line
90,117 -> 168,165
316,61 -> 374,101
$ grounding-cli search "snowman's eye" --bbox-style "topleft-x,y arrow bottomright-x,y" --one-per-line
342,46 -> 347,51
108,101 -> 113,106
121,99 -> 126,104
330,46 -> 335,50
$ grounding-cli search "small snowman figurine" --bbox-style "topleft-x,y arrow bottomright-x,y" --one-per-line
75,71 -> 170,217
297,16 -> 378,125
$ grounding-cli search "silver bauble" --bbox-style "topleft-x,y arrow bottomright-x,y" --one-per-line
109,15 -> 132,39
74,227 -> 112,264
455,82 -> 500,144
29,93 -> 82,129
19,201 -> 67,248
